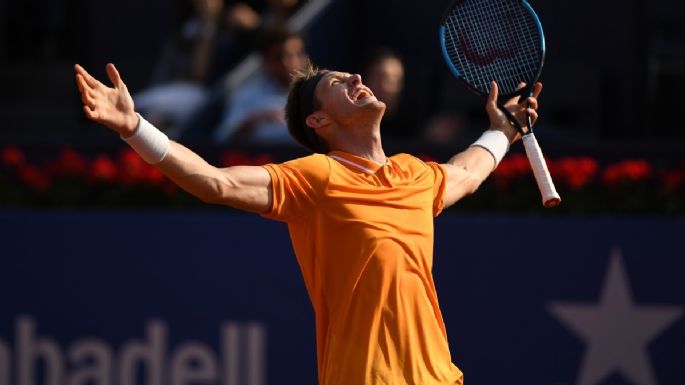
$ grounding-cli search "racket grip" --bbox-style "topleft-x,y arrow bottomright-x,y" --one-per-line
522,133 -> 561,208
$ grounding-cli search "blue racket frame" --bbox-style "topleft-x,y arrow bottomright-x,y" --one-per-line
439,0 -> 546,101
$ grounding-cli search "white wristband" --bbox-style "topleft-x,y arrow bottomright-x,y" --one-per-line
121,114 -> 170,164
470,129 -> 510,167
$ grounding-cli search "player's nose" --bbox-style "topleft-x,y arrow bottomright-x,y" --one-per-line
347,74 -> 362,87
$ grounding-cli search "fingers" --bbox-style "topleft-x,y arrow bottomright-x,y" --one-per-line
532,82 -> 543,98
522,82 -> 542,108
486,82 -> 505,126
487,80 -> 541,123
526,82 -> 543,111
75,73 -> 92,95
75,72 -> 102,123
74,64 -> 102,89
74,63 -> 125,90
83,104 -> 101,121
106,63 -> 124,88
75,74 -> 96,107
75,73 -> 86,94
486,81 -> 499,110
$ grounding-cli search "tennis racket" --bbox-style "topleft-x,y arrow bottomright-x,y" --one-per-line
439,0 -> 561,207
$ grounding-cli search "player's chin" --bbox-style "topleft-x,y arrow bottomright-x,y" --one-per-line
357,98 -> 385,112
353,95 -> 379,105
353,100 -> 385,121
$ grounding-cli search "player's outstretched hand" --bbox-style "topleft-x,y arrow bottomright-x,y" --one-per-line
74,63 -> 139,137
486,81 -> 542,143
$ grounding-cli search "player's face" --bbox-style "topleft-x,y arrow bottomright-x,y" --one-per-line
314,71 -> 385,126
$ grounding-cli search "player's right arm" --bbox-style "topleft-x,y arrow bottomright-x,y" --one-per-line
157,143 -> 272,212
74,63 -> 272,213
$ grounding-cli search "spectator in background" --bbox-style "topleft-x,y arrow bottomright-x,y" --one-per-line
421,65 -> 473,144
212,26 -> 308,144
175,0 -> 309,143
134,0 -> 260,138
259,0 -> 305,25
422,111 -> 469,144
362,49 -> 414,138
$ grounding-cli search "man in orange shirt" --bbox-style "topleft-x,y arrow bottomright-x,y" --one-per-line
74,62 -> 541,385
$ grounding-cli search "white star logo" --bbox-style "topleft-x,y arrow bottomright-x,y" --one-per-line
548,247 -> 683,385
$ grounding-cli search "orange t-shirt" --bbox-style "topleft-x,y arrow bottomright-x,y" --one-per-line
262,151 -> 463,385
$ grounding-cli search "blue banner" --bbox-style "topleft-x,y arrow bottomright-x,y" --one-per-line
1,211 -> 683,385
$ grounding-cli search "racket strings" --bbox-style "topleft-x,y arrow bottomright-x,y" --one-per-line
443,0 -> 542,96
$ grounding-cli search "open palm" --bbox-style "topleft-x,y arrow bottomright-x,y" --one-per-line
74,63 -> 138,136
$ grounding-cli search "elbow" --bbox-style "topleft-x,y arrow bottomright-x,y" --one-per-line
446,174 -> 483,206
192,187 -> 221,204
201,186 -> 235,205
196,179 -> 235,205
444,169 -> 485,207
198,193 -> 221,205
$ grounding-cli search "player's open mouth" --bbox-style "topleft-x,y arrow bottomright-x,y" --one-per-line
352,88 -> 374,103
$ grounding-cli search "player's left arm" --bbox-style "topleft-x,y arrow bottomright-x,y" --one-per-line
440,82 -> 542,208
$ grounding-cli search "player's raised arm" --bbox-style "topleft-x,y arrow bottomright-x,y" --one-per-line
74,63 -> 273,213
440,82 -> 542,208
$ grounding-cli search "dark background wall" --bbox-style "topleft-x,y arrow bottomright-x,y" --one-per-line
0,0 -> 683,147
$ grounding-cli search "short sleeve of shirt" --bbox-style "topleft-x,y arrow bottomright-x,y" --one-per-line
261,154 -> 330,223
426,161 -> 448,217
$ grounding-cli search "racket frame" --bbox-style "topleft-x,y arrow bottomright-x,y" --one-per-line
439,0 -> 546,102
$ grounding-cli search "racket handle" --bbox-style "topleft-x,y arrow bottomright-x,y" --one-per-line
522,133 -> 561,208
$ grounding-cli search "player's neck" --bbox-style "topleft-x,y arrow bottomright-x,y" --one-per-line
329,126 -> 386,165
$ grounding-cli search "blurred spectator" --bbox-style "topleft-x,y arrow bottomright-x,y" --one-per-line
133,0 -> 260,138
260,0 -> 305,26
362,49 -> 414,138
422,112 -> 469,144
212,26 -> 308,144
225,2 -> 262,33
421,66 -> 472,144
240,0 -> 306,26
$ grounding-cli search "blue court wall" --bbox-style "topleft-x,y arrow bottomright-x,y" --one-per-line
0,211 -> 683,385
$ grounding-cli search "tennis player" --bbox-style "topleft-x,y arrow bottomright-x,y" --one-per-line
74,62 -> 541,385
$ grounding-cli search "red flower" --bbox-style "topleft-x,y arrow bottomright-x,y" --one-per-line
492,153 -> 530,190
220,150 -> 255,167
116,148 -> 168,186
624,160 -> 652,180
117,148 -> 148,185
602,159 -> 653,187
494,153 -> 530,177
550,156 -> 598,190
660,169 -> 685,192
1,146 -> 25,168
144,165 -> 165,185
52,148 -> 88,177
17,164 -> 51,191
252,153 -> 275,166
89,154 -> 117,183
